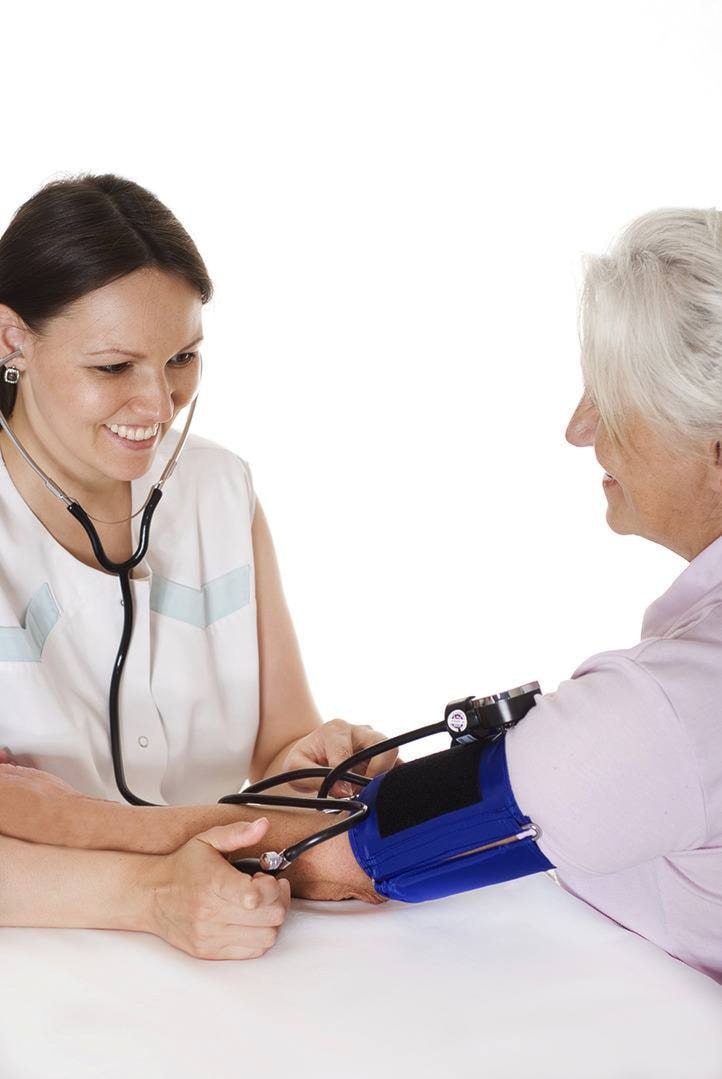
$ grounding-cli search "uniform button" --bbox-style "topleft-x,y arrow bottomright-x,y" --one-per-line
138,736 -> 149,748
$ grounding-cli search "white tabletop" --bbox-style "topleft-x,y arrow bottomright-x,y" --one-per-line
1,872 -> 721,1079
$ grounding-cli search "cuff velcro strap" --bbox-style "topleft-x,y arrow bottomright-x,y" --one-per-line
348,737 -> 553,902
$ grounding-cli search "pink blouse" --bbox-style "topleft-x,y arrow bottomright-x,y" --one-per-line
506,535 -> 722,983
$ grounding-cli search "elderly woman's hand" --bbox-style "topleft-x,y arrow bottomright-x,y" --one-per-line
280,719 -> 399,796
286,829 -> 383,904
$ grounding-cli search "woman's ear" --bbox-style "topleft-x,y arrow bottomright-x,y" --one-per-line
0,305 -> 31,371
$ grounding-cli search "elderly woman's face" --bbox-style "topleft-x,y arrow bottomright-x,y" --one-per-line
565,392 -> 721,560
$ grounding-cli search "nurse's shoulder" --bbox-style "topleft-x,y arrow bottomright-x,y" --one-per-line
157,429 -> 256,517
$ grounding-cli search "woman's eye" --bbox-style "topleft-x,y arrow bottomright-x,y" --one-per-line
93,352 -> 197,375
94,362 -> 130,375
168,351 -> 198,367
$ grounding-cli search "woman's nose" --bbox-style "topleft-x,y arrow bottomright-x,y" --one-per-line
129,372 -> 175,423
565,392 -> 599,447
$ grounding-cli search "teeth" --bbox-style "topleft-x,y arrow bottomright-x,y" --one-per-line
107,423 -> 159,442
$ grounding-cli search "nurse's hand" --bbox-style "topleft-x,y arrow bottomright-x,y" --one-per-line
0,762 -> 98,847
0,761 -> 85,799
282,719 -> 399,797
141,816 -> 291,960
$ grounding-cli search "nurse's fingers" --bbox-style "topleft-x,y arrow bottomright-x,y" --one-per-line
330,725 -> 398,783
226,898 -> 289,927
228,883 -> 290,930
284,720 -> 399,797
284,723 -> 355,792
0,750 -> 37,769
321,721 -> 359,765
328,722 -> 399,775
214,927 -> 282,960
240,870 -> 288,910
185,923 -> 282,961
359,742 -> 400,778
197,816 -> 270,858
199,816 -> 288,904
250,876 -> 289,910
278,876 -> 292,907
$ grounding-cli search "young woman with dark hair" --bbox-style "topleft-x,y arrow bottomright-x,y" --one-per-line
0,174 -> 394,959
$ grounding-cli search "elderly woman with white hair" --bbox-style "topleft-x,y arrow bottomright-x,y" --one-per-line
304,206 -> 722,983
1,207 -> 720,982
513,206 -> 722,982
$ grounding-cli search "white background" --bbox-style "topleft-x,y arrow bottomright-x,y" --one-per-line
2,1 -> 720,748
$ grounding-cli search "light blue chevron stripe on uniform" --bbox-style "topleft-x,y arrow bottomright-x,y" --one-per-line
150,564 -> 251,628
0,583 -> 60,662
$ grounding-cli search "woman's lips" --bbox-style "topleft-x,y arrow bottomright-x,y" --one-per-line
103,425 -> 158,451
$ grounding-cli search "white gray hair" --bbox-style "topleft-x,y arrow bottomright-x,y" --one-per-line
578,207 -> 722,451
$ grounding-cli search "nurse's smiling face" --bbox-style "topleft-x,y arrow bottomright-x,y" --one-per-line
0,268 -> 202,496
565,391 -> 722,561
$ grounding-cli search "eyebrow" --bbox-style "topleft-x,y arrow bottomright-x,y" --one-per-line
86,335 -> 204,359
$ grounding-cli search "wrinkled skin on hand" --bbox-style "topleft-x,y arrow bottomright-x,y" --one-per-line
284,830 -> 385,904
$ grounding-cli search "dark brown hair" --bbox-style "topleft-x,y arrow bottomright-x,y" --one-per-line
0,173 -> 213,420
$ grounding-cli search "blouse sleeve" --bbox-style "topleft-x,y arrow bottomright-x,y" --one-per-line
505,652 -> 707,876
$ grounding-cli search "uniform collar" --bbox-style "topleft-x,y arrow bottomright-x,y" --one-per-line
642,532 -> 722,638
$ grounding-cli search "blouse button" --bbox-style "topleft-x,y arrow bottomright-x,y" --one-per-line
138,736 -> 149,748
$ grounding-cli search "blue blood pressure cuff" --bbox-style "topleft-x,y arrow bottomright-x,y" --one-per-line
348,737 -> 554,902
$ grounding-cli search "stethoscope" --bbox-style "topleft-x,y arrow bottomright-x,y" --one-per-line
0,347 -> 540,877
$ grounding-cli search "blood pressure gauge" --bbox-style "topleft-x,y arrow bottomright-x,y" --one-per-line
444,682 -> 541,745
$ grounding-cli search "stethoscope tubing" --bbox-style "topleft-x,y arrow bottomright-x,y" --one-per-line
0,354 -> 388,870
72,486 -> 376,854
66,494 -> 165,806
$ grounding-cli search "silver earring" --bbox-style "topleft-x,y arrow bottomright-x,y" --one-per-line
2,349 -> 22,384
